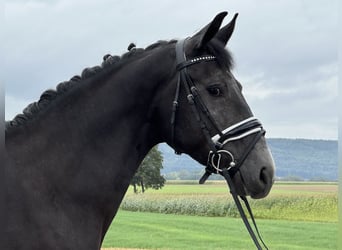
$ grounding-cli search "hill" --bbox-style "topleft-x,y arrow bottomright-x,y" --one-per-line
158,138 -> 338,181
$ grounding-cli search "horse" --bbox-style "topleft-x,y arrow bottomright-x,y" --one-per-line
4,12 -> 275,249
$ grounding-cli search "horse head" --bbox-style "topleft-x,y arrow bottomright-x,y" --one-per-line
157,12 -> 275,199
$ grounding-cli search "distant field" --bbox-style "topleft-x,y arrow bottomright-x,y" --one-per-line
267,181 -> 337,194
121,181 -> 338,222
129,180 -> 337,195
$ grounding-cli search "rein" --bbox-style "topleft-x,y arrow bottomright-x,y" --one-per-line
172,38 -> 268,249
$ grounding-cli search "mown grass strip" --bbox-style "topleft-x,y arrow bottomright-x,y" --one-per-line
103,210 -> 337,250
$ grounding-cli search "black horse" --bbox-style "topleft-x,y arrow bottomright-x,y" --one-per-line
4,12 -> 275,249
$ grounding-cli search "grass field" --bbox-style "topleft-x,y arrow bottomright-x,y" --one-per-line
103,211 -> 337,250
102,181 -> 338,249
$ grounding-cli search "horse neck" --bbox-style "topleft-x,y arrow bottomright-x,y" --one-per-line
7,48 -> 174,228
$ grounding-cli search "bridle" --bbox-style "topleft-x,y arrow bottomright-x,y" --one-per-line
171,39 -> 265,176
171,38 -> 268,249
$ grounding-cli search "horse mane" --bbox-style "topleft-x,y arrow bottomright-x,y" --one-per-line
5,39 -> 232,131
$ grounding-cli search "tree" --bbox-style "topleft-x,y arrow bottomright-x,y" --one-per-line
131,146 -> 165,193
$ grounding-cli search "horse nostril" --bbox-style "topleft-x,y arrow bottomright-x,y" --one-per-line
250,167 -> 273,199
259,167 -> 268,185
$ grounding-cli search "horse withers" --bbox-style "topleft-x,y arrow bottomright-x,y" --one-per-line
4,12 -> 275,249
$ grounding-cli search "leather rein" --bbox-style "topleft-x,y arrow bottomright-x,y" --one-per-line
171,38 -> 268,249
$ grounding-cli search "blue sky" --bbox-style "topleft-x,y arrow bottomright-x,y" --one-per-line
4,0 -> 338,139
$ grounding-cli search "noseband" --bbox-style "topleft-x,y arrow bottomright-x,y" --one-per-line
171,38 -> 268,249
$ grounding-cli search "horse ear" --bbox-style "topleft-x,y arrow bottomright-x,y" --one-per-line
190,11 -> 228,49
215,13 -> 238,46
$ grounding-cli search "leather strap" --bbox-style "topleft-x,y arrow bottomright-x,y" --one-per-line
222,168 -> 268,250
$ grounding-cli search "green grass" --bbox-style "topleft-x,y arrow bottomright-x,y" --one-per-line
103,210 -> 338,250
102,182 -> 338,249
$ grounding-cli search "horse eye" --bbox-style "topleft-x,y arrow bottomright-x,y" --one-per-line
207,86 -> 222,97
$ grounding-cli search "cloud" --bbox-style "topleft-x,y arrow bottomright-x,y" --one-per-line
4,0 -> 338,139
238,61 -> 338,139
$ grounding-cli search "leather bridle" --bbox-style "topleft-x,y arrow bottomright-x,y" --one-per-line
171,38 -> 268,249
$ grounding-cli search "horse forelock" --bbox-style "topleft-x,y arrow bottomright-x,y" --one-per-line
206,39 -> 234,70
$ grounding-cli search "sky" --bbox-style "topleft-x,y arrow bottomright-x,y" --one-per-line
3,0 -> 339,140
